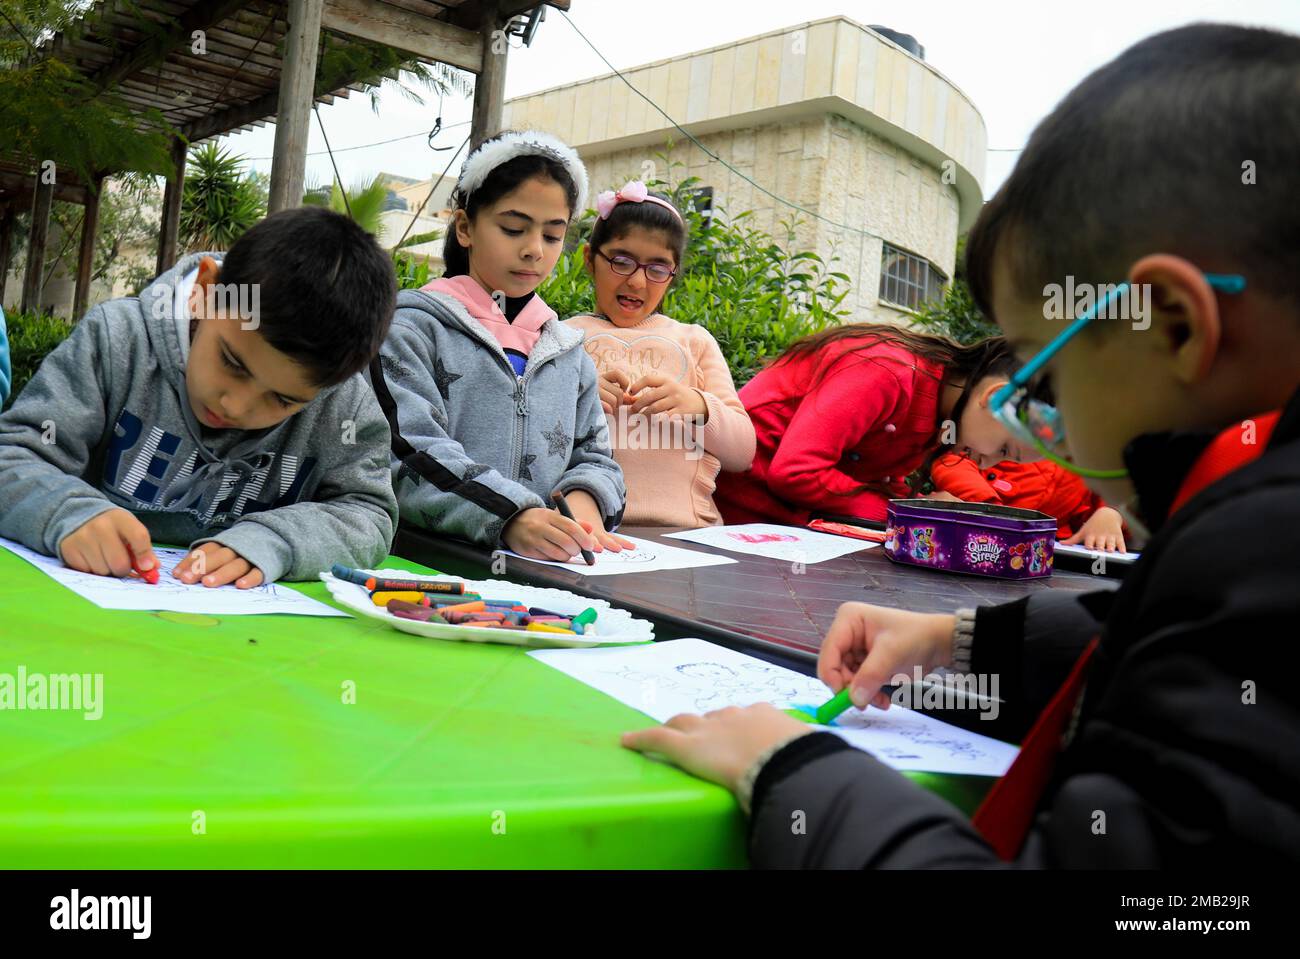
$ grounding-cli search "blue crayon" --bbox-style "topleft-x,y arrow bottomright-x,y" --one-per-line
331,564 -> 372,586
527,606 -> 567,618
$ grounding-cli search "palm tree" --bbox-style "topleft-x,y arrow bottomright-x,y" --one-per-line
301,175 -> 389,237
179,143 -> 267,252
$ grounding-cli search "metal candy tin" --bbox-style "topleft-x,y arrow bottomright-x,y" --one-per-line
883,499 -> 1057,580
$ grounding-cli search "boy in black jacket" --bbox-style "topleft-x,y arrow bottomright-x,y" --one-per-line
622,22 -> 1300,867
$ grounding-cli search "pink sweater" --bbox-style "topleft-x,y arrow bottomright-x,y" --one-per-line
564,312 -> 756,527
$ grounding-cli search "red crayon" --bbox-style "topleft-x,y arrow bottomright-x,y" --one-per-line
129,548 -> 159,585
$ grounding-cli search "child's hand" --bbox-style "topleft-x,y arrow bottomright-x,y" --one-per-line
172,543 -> 265,589
578,519 -> 635,554
503,507 -> 597,562
622,703 -> 815,794
598,368 -> 632,415
59,508 -> 158,579
819,603 -> 957,710
625,371 -> 708,420
563,489 -> 633,554
1062,506 -> 1127,552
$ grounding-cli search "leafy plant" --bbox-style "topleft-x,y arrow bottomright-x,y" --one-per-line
539,155 -> 851,385
393,251 -> 431,291
180,142 -> 267,253
908,236 -> 999,344
302,175 -> 389,236
2,309 -> 74,410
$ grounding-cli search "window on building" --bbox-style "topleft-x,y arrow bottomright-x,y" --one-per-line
879,242 -> 947,311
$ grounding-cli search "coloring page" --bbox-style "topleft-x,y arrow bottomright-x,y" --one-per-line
665,523 -> 876,564
531,638 -> 1018,777
503,534 -> 735,576
0,536 -> 347,617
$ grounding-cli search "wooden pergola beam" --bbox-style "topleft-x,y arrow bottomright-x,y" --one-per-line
87,0 -> 253,93
21,176 -> 55,313
470,0 -> 507,149
156,137 -> 189,274
321,0 -> 483,73
268,0 -> 326,212
74,175 -> 106,319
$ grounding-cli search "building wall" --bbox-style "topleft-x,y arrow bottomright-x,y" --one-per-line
505,15 -> 983,324
577,114 -> 960,323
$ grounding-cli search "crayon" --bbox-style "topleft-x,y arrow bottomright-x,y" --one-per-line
386,601 -> 447,624
526,622 -> 577,635
551,490 -> 596,566
527,607 -> 567,618
427,593 -> 483,606
462,621 -> 520,629
364,577 -> 465,594
371,591 -> 435,607
332,564 -> 373,585
481,598 -> 525,608
528,618 -> 572,630
460,612 -> 506,623
571,608 -> 598,632
436,600 -> 486,616
129,547 -> 159,585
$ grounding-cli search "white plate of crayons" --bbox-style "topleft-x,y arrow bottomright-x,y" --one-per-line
320,566 -> 656,648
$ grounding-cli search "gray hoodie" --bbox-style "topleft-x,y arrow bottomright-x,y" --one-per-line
379,286 -> 625,546
0,253 -> 397,583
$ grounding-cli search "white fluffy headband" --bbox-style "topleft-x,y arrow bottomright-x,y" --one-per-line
454,130 -> 589,216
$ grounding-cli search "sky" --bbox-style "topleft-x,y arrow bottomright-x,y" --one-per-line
220,0 -> 1300,201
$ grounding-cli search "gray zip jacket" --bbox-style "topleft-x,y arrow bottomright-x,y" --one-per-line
0,253 -> 397,583
380,286 -> 625,546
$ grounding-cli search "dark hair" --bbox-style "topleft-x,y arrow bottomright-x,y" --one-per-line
586,192 -> 688,276
216,206 -> 396,387
966,23 -> 1300,322
442,131 -> 582,277
771,324 -> 1019,495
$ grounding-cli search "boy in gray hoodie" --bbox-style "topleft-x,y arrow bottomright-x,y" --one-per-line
0,207 -> 398,587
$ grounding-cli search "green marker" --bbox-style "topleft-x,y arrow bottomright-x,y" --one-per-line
571,607 -> 598,634
785,685 -> 878,724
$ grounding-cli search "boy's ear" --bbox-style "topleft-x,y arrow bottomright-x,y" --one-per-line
189,256 -> 222,319
1129,254 -> 1222,384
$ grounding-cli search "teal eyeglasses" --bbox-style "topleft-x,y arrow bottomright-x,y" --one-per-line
990,273 -> 1247,479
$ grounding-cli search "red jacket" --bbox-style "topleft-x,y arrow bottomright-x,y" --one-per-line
715,339 -> 945,525
929,453 -> 1106,538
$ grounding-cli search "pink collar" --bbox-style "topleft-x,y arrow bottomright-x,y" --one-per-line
422,275 -> 557,331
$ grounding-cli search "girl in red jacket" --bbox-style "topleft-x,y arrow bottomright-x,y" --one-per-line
714,326 -> 1034,526
928,453 -> 1128,550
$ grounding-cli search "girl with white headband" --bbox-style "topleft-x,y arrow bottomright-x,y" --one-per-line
373,131 -> 631,560
565,182 -> 755,527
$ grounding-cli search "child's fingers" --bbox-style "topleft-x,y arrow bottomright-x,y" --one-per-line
99,534 -> 135,578
620,723 -> 687,756
114,514 -> 157,572
627,372 -> 667,395
605,368 -> 632,391
234,567 -> 265,589
627,385 -> 673,415
199,558 -> 250,588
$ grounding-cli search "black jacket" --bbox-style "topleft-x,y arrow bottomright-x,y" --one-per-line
749,388 -> 1300,868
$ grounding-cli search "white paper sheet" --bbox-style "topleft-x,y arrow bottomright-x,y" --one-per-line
663,523 -> 876,564
530,638 -> 1018,777
1053,543 -> 1141,564
503,534 -> 736,576
0,537 -> 348,617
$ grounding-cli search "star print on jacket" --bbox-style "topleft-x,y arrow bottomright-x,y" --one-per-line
432,354 -> 462,402
381,354 -> 413,379
542,420 -> 572,457
396,461 -> 423,486
576,424 -> 606,452
519,453 -> 536,481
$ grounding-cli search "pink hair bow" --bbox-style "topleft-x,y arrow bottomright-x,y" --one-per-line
594,180 -> 683,222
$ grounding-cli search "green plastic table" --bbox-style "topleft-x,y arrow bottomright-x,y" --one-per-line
0,546 -> 990,868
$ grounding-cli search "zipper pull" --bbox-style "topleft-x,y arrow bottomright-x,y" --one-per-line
515,382 -> 528,416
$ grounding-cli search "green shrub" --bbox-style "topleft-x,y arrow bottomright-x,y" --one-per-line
3,311 -> 75,410
539,162 -> 851,385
